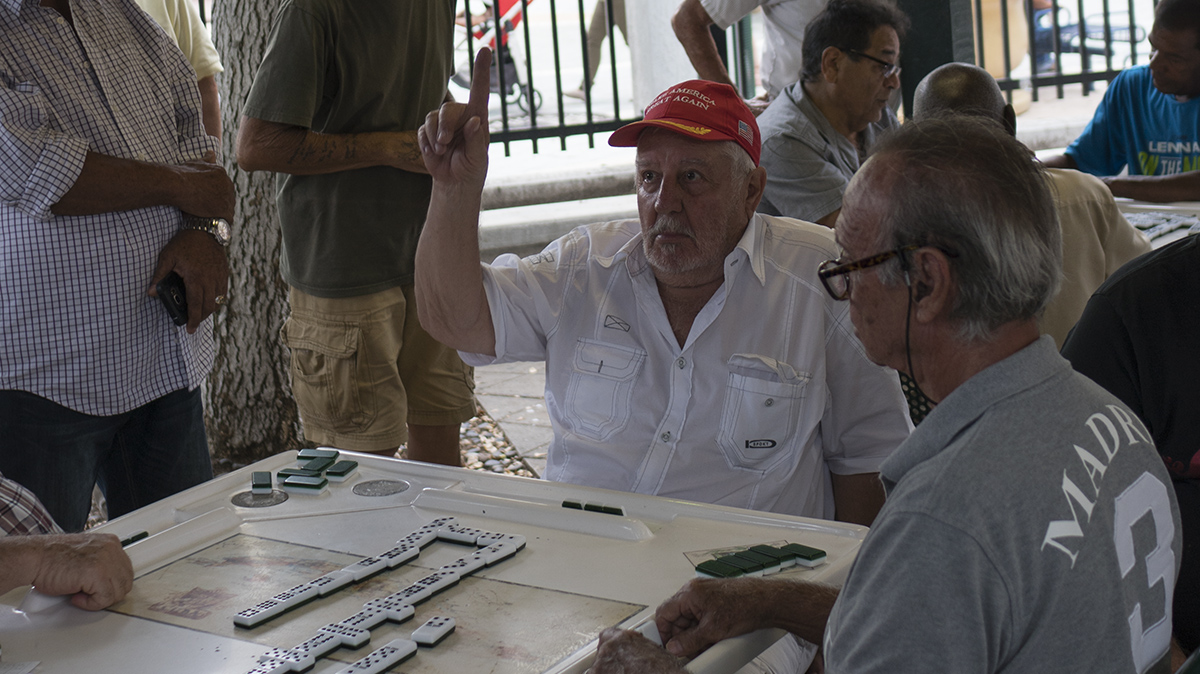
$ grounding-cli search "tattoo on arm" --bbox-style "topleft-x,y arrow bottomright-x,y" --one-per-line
288,134 -> 356,166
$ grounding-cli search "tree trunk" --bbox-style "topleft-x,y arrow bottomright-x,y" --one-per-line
206,0 -> 305,467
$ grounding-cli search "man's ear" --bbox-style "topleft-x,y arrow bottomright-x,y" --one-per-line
744,165 -> 767,217
909,247 -> 954,323
1002,104 -> 1017,137
821,46 -> 842,83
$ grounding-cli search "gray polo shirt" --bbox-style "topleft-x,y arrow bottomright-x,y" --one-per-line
824,336 -> 1180,674
755,81 -> 897,223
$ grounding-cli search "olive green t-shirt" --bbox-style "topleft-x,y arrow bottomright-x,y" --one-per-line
242,0 -> 453,297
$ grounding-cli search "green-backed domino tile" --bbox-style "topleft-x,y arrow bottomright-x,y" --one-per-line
716,554 -> 764,574
282,475 -> 328,494
562,500 -> 583,510
732,550 -> 781,574
302,456 -> 336,473
277,467 -> 321,483
298,448 -> 340,462
583,503 -> 606,513
695,559 -> 744,578
600,505 -> 625,516
326,460 -> 358,481
781,543 -> 827,567
251,471 -> 273,495
749,545 -> 797,568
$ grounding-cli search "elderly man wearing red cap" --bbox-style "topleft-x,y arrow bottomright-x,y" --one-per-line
416,50 -> 909,526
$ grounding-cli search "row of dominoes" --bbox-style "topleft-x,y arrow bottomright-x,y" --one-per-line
561,499 -> 625,516
237,518 -> 522,672
235,516 -> 523,628
694,543 -> 827,578
247,615 -> 457,674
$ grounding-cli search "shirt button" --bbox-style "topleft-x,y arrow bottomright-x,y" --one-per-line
765,398 -> 774,407
660,431 -> 672,442
676,357 -> 686,369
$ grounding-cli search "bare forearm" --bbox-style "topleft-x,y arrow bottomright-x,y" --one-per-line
763,580 -> 840,644
0,537 -> 41,595
236,117 -> 425,175
831,471 -> 885,526
52,151 -> 232,220
1103,172 -> 1200,203
197,75 -> 221,139
415,183 -> 496,355
671,0 -> 735,87
1039,153 -> 1076,169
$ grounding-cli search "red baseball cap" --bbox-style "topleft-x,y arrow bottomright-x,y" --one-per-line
608,80 -> 761,166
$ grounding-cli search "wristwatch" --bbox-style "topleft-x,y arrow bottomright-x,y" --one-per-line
182,215 -> 231,246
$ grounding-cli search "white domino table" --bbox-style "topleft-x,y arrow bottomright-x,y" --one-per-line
1,452 -> 868,674
1115,198 -> 1200,248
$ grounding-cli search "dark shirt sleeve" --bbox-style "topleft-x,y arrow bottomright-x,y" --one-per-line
241,0 -> 328,128
1061,294 -> 1143,423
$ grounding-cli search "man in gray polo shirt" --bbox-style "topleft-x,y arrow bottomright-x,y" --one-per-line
754,0 -> 907,227
236,3 -> 475,464
590,118 -> 1182,674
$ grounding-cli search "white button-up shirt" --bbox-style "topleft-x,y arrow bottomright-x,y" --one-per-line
464,214 -> 912,518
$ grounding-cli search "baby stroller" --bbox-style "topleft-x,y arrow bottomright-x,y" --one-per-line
453,0 -> 543,114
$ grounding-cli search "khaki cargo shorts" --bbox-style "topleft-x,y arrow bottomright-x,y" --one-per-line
282,284 -> 476,451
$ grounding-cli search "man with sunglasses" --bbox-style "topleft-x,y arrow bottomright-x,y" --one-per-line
754,0 -> 908,227
592,117 -> 1181,674
1042,0 -> 1200,202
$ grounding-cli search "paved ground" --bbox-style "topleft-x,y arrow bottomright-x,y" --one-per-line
474,361 -> 551,477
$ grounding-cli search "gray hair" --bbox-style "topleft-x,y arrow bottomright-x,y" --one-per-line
867,117 -> 1062,342
722,140 -> 756,179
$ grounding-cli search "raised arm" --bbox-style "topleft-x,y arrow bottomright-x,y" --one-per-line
414,48 -> 497,356
672,0 -> 735,89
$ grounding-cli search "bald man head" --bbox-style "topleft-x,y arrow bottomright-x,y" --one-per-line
912,62 -> 1017,137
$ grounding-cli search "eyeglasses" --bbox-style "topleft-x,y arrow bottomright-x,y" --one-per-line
817,245 -> 918,301
845,49 -> 901,79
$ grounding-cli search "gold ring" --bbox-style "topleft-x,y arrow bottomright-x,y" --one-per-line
215,294 -> 228,305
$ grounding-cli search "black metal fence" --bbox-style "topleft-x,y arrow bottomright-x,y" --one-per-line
455,0 -> 756,155
204,0 -> 1151,154
978,0 -> 1154,102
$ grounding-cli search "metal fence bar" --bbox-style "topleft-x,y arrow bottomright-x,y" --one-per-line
546,0 -> 569,151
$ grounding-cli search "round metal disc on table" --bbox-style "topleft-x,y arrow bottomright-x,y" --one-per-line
352,479 -> 411,497
230,490 -> 289,507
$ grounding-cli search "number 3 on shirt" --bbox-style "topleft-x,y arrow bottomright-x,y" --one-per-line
1113,472 -> 1176,673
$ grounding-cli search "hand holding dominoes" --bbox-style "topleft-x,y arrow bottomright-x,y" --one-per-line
654,577 -> 770,659
591,626 -> 687,674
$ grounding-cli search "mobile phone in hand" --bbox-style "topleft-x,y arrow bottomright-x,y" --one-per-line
156,271 -> 188,326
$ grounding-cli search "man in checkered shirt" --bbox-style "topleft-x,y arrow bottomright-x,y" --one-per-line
0,472 -> 133,610
0,0 -> 235,531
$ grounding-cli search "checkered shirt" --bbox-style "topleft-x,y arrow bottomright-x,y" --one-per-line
0,471 -> 60,535
0,0 -> 219,415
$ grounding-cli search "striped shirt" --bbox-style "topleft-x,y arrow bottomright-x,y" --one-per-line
0,0 -> 218,415
0,471 -> 60,535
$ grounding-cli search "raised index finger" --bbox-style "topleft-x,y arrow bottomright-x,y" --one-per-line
464,47 -> 492,121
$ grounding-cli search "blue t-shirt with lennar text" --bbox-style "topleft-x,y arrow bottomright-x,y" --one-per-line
1066,65 -> 1200,177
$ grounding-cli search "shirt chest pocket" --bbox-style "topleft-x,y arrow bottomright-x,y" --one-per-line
562,339 -> 646,442
99,44 -> 175,156
717,354 -> 811,472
